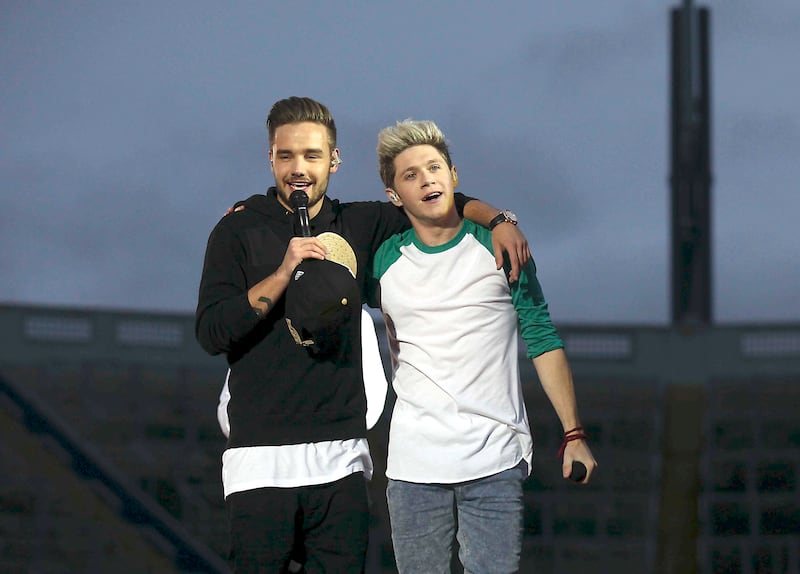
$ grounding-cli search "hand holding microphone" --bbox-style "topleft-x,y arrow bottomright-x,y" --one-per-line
559,426 -> 595,484
282,190 -> 327,270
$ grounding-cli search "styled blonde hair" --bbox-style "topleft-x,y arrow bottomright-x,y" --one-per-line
376,119 -> 452,188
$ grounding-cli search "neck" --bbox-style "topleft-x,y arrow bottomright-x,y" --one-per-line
411,213 -> 463,247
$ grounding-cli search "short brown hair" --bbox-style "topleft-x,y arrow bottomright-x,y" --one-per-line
266,96 -> 337,149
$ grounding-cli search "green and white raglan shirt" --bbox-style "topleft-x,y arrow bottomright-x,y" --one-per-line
370,219 -> 564,484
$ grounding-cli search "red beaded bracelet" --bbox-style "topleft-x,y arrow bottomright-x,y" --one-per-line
557,426 -> 588,458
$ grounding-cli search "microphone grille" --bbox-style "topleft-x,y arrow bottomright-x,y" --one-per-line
289,189 -> 309,208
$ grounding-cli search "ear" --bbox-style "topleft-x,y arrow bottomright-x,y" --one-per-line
268,150 -> 275,173
386,188 -> 402,205
451,166 -> 459,188
330,148 -> 342,173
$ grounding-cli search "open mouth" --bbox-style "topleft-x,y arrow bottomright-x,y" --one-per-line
422,191 -> 442,202
289,182 -> 311,192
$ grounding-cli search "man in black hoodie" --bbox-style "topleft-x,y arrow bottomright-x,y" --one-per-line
195,96 -> 530,573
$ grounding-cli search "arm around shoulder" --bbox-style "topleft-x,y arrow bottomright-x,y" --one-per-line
462,198 -> 530,282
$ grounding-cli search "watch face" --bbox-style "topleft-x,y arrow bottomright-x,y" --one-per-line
505,210 -> 518,224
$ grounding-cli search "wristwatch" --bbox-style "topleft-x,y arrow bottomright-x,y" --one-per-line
488,210 -> 518,230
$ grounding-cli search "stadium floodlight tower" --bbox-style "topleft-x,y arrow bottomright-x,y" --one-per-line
670,0 -> 713,327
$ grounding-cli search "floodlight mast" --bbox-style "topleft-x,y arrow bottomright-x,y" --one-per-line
670,0 -> 713,327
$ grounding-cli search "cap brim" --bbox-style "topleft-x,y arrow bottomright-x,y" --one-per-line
317,232 -> 357,278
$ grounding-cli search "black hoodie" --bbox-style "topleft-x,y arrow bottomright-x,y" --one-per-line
195,188 -> 421,448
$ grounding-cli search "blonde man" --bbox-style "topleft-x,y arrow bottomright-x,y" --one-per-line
370,120 -> 597,574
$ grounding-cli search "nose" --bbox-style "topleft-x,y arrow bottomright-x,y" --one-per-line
289,157 -> 308,175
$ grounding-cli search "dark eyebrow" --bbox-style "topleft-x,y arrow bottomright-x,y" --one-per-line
274,147 -> 326,155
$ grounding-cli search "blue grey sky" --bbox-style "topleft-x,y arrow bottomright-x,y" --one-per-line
1,1 -> 798,324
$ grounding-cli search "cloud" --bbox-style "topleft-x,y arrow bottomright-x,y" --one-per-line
1,1 -> 799,323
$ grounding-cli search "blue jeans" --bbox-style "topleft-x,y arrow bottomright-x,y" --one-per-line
386,462 -> 526,574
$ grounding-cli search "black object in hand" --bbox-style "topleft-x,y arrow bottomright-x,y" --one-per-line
289,190 -> 311,237
569,461 -> 587,482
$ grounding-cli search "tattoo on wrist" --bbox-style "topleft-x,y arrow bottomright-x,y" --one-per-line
252,297 -> 273,319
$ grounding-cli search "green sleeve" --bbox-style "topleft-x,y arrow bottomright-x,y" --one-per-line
508,259 -> 564,359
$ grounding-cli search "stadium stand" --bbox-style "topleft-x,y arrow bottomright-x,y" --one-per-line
0,305 -> 230,573
698,377 -> 800,574
2,304 -> 799,573
0,367 -> 228,573
517,374 -> 664,573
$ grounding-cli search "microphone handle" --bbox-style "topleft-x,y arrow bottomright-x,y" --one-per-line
296,206 -> 311,237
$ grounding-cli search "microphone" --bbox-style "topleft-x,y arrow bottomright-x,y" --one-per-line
289,190 -> 311,237
569,461 -> 587,482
